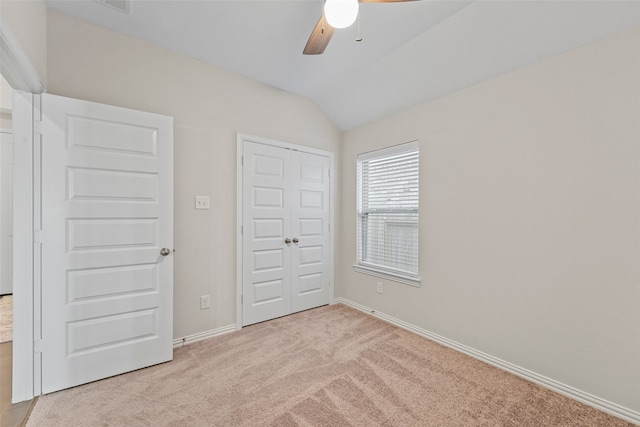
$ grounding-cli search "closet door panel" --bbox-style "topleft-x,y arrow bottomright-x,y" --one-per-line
242,142 -> 292,326
291,151 -> 330,313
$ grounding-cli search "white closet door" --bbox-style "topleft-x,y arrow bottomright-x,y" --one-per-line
242,141 -> 292,326
242,141 -> 330,326
291,151 -> 330,313
40,94 -> 173,394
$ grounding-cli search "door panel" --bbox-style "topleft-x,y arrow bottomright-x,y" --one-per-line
291,151 -> 330,313
40,94 -> 173,394
242,142 -> 330,326
242,142 -> 291,326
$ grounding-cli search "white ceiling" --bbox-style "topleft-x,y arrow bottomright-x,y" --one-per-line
45,0 -> 640,131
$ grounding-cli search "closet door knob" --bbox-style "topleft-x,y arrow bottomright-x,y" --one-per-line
284,238 -> 292,244
292,237 -> 299,244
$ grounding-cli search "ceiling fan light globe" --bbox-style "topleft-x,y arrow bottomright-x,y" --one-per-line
324,0 -> 359,29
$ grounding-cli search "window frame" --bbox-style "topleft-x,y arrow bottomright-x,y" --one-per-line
353,141 -> 421,287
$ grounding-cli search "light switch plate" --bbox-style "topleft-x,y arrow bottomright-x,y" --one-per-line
200,295 -> 211,309
195,196 -> 210,209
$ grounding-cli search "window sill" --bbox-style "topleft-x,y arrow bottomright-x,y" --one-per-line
352,264 -> 421,287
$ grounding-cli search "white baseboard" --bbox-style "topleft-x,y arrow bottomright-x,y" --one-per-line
333,297 -> 640,426
173,324 -> 236,348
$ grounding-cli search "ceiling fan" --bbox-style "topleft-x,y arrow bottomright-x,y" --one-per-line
303,0 -> 417,55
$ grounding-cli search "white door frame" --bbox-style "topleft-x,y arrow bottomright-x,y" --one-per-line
236,134 -> 335,329
11,91 -> 37,402
1,17 -> 46,403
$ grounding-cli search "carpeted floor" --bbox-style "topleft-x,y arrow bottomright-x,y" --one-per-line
0,295 -> 12,344
26,304 -> 632,426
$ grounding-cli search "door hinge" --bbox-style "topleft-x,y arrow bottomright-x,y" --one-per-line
328,223 -> 331,232
328,168 -> 331,178
241,156 -> 244,166
34,340 -> 43,353
33,120 -> 43,135
241,294 -> 243,304
34,229 -> 43,244
240,225 -> 243,235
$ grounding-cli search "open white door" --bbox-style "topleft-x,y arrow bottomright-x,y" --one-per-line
39,94 -> 173,394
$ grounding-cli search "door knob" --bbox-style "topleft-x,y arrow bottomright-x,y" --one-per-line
292,237 -> 299,244
160,247 -> 171,256
284,238 -> 291,244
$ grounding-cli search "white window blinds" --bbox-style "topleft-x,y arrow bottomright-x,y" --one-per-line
356,141 -> 420,285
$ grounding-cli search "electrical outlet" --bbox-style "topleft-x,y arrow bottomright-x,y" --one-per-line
195,196 -> 210,210
200,295 -> 211,309
376,282 -> 383,294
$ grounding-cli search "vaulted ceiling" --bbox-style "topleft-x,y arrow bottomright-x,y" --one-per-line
45,0 -> 640,131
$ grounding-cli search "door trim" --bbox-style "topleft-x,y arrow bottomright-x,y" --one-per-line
11,91 -> 36,402
2,14 -> 47,403
15,94 -> 47,399
236,134 -> 335,329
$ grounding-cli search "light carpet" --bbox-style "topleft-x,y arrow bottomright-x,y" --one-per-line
0,295 -> 12,344
26,304 -> 632,426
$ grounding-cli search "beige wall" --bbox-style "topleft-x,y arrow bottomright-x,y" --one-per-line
340,27 -> 640,412
46,9 -> 341,339
0,0 -> 47,87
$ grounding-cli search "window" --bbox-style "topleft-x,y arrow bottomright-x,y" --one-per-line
354,141 -> 420,286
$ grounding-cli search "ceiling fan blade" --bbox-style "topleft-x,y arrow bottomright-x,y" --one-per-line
359,0 -> 418,2
303,14 -> 335,55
